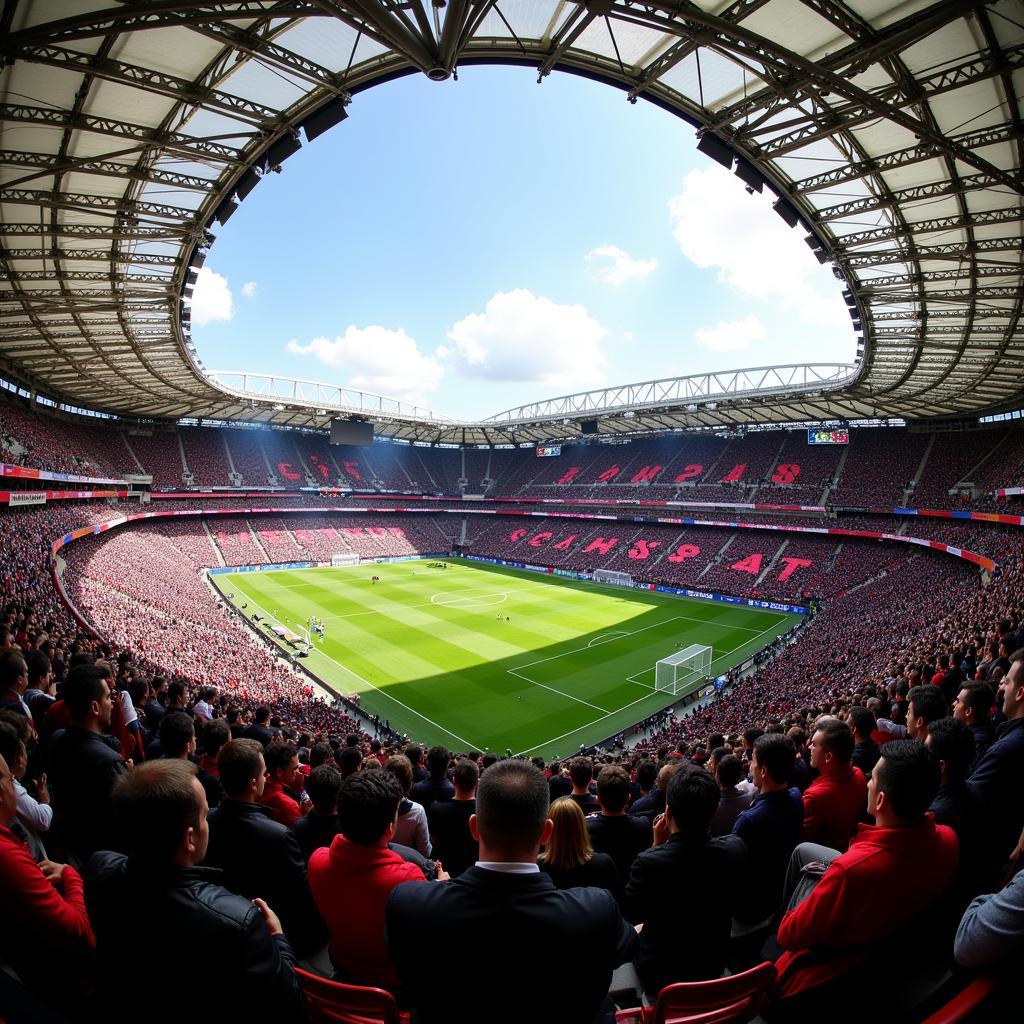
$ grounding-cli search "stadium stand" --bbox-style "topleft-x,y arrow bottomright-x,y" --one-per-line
3,430 -> 1024,1022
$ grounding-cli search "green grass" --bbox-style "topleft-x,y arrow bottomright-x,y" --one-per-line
211,559 -> 800,758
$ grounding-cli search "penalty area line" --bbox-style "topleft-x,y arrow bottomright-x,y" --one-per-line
519,616 -> 794,756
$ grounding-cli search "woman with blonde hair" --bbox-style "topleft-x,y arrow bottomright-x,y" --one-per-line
538,796 -> 621,900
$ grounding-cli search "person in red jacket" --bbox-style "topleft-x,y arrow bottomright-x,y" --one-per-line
801,718 -> 866,852
309,768 -> 446,991
773,740 -> 959,1006
0,747 -> 95,1006
259,740 -> 302,828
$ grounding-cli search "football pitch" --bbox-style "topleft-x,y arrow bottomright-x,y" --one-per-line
212,560 -> 800,757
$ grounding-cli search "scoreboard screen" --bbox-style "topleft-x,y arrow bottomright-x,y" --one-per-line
807,428 -> 849,445
535,445 -> 562,458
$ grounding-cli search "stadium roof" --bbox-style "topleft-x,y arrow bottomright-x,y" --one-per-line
1,1 -> 1022,444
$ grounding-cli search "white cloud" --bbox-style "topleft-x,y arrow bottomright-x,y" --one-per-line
440,289 -> 608,388
187,267 -> 234,326
585,245 -> 658,286
668,167 -> 850,333
696,314 -> 767,353
241,281 -> 257,298
286,326 -> 443,403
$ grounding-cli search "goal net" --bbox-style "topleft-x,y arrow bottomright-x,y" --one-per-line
655,644 -> 713,697
593,569 -> 633,586
331,552 -> 359,567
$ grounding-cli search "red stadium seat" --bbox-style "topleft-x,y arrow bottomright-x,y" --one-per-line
614,962 -> 776,1024
917,976 -> 1001,1024
294,967 -> 410,1024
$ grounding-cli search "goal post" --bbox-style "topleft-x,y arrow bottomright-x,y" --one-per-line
331,552 -> 359,567
593,569 -> 633,586
655,644 -> 713,697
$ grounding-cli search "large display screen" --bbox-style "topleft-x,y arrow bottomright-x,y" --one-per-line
330,419 -> 374,446
807,428 -> 849,445
535,445 -> 562,458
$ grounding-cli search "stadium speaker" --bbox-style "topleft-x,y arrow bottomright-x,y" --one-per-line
581,420 -> 599,435
772,197 -> 800,228
696,132 -> 735,170
266,131 -> 302,168
235,168 -> 260,201
734,157 -> 763,193
214,197 -> 237,225
301,98 -> 350,142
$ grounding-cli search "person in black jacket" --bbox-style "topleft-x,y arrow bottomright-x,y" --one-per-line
240,705 -> 275,747
293,763 -> 342,862
387,758 -> 634,1024
849,706 -> 881,777
629,762 -> 675,822
205,738 -> 326,956
624,763 -> 747,998
46,664 -> 126,864
410,744 -> 454,814
587,765 -> 651,883
427,757 -> 479,877
86,759 -> 301,1024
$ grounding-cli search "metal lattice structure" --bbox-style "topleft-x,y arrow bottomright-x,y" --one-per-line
1,1 -> 1022,444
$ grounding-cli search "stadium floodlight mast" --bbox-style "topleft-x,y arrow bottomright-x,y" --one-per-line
655,644 -> 713,698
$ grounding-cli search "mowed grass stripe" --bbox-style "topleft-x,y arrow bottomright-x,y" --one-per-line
216,560 -> 800,754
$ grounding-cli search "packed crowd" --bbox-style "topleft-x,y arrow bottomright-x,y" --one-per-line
2,587 -> 1022,1021
2,416 -> 1024,1019
3,391 -> 1022,511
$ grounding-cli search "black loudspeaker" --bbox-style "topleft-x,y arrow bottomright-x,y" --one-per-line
581,420 -> 599,435
214,197 -> 237,225
266,131 -> 302,168
772,197 -> 800,228
734,157 -> 763,192
301,98 -> 349,142
696,132 -> 735,170
234,168 -> 260,200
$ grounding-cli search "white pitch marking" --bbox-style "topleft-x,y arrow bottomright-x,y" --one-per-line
219,585 -> 482,751
518,616 -> 794,756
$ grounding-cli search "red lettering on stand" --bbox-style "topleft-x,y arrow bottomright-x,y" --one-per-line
777,556 -> 813,581
596,465 -> 621,483
631,465 -> 663,483
583,536 -> 619,555
667,544 -> 700,563
772,463 -> 801,484
509,528 -> 528,542
673,464 -> 703,483
552,534 -> 578,551
731,553 -> 763,574
721,464 -> 746,483
276,461 -> 302,481
528,531 -> 552,547
308,454 -> 331,480
628,539 -> 661,560
341,460 -> 363,482
557,467 -> 582,485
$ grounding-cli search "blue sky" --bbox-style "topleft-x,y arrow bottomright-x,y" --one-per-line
189,66 -> 855,420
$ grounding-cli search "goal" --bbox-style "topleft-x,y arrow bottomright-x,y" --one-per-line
331,552 -> 359,567
655,644 -> 713,697
593,569 -> 633,587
